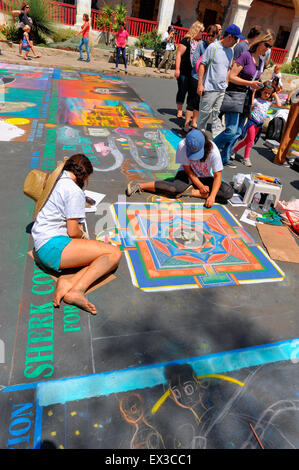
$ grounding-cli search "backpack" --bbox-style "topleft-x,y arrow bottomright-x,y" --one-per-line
195,54 -> 203,74
265,116 -> 285,142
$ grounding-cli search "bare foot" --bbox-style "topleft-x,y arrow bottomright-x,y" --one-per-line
53,276 -> 73,307
64,289 -> 97,315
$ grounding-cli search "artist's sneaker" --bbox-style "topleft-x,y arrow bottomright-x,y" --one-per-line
230,153 -> 236,160
126,181 -> 142,197
77,57 -> 83,61
242,158 -> 252,167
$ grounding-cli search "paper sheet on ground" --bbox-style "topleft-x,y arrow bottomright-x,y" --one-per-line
240,208 -> 264,226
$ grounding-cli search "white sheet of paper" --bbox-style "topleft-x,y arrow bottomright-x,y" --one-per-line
228,194 -> 247,207
84,190 -> 106,213
240,208 -> 264,227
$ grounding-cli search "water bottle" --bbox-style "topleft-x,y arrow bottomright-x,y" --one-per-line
250,192 -> 261,211
262,194 -> 275,212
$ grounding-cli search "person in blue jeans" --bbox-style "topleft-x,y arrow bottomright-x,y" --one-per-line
75,14 -> 90,62
115,22 -> 129,73
214,30 -> 274,167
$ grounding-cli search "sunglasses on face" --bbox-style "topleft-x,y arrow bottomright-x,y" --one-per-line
264,42 -> 272,49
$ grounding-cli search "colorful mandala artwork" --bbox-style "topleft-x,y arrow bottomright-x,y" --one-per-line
111,202 -> 285,291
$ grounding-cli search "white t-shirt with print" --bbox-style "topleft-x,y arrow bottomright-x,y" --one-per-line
32,171 -> 86,251
251,98 -> 272,124
176,140 -> 223,177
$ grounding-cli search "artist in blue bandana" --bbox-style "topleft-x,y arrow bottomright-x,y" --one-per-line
126,129 -> 233,208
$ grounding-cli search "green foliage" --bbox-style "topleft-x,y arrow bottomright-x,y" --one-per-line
26,0 -> 56,43
52,27 -> 74,44
112,2 -> 128,32
97,2 -> 128,44
135,30 -> 162,52
0,24 -> 19,42
281,57 -> 299,75
97,3 -> 114,45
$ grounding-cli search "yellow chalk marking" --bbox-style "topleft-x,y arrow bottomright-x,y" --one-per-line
151,374 -> 244,414
48,410 -> 53,416
5,118 -> 30,125
50,431 -> 56,436
75,430 -> 80,435
70,411 -> 77,416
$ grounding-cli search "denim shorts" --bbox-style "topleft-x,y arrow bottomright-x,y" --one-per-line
37,236 -> 72,272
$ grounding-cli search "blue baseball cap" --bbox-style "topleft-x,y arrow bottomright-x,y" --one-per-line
224,24 -> 244,39
185,129 -> 205,161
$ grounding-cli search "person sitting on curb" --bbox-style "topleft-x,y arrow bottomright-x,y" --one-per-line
155,25 -> 176,74
125,129 -> 233,208
25,154 -> 121,315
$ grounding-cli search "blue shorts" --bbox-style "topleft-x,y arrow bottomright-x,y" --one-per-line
37,236 -> 72,272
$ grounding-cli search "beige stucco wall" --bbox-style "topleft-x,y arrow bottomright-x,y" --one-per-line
244,0 -> 294,38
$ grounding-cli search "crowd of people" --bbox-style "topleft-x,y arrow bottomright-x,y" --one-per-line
153,20 -> 295,173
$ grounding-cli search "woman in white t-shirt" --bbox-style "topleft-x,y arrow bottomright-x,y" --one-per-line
31,154 -> 121,315
126,129 -> 233,207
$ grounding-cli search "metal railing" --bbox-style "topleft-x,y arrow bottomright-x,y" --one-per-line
271,47 -> 288,64
0,0 -> 76,25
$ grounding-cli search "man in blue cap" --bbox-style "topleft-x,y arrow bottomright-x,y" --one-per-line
126,129 -> 233,208
196,24 -> 244,139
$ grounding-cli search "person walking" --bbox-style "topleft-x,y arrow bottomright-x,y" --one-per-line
174,21 -> 205,119
12,3 -> 41,59
125,129 -> 233,208
75,13 -> 90,62
196,24 -> 243,139
214,30 -> 275,167
114,22 -> 129,73
155,25 -> 176,74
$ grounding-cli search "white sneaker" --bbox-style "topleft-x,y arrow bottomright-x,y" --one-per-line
242,158 -> 252,167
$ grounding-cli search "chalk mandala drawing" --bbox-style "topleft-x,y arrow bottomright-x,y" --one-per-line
111,202 -> 285,291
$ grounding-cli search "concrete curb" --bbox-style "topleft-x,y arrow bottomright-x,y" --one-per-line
0,41 -> 176,79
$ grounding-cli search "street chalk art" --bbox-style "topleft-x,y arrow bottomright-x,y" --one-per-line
2,350 -> 299,449
111,202 -> 285,291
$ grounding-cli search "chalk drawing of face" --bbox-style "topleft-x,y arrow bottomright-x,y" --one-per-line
120,393 -> 144,424
165,364 -> 203,410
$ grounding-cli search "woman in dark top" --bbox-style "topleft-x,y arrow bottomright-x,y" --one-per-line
174,21 -> 204,120
12,3 -> 40,58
